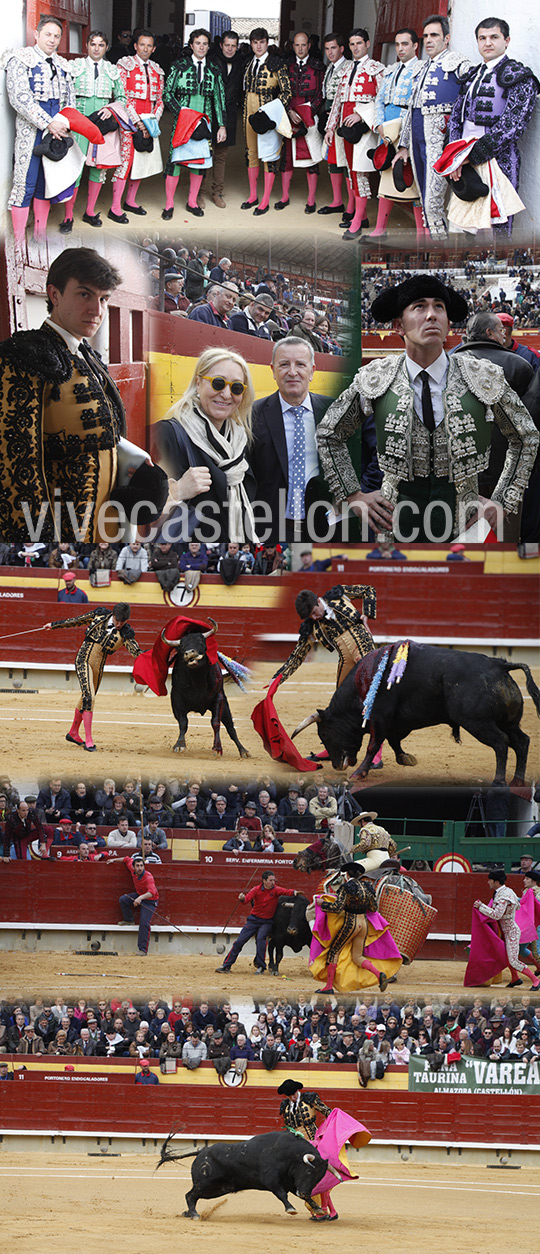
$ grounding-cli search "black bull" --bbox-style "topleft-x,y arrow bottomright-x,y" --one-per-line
167,624 -> 248,757
292,643 -> 540,783
156,1129 -> 331,1218
267,893 -> 312,975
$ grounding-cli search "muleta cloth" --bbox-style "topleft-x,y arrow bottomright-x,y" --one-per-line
375,872 -> 438,964
252,98 -> 292,163
132,615 -> 219,696
433,138 -> 525,233
370,275 -> 469,324
291,100 -> 324,167
251,674 -> 321,772
86,101 -> 135,168
39,107 -> 105,200
464,888 -> 540,986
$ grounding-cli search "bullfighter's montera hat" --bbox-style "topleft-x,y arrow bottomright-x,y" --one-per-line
277,1079 -> 304,1095
370,276 -> 469,324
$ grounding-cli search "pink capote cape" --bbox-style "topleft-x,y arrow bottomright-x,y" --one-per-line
310,900 -> 402,965
464,888 -> 540,986
312,1107 -> 371,1195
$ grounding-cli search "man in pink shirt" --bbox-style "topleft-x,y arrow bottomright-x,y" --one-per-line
216,870 -> 296,974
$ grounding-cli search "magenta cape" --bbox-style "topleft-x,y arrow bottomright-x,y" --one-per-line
464,889 -> 540,987
312,1108 -> 371,1195
251,675 -> 321,772
309,901 -> 402,964
132,615 -> 219,696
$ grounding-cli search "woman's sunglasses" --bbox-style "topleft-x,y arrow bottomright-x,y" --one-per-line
201,374 -> 246,396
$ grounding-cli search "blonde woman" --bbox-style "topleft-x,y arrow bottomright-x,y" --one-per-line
151,347 -> 258,544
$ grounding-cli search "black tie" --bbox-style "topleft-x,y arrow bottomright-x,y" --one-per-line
94,62 -> 99,80
198,60 -> 203,84
348,61 -> 359,86
394,63 -> 404,84
46,56 -> 57,80
419,371 -> 436,433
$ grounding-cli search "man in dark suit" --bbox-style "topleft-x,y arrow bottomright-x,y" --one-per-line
250,336 -> 380,543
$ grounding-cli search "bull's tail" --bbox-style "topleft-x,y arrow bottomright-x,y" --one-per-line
504,662 -> 540,717
451,723 -> 461,744
155,1127 -> 199,1172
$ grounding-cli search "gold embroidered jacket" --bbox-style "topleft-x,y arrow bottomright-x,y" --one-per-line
280,1090 -> 331,1139
0,325 -> 125,542
50,607 -> 141,659
275,584 -> 376,683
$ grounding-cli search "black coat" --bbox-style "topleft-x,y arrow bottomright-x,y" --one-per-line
249,391 -> 381,543
151,416 -> 257,544
209,49 -> 244,144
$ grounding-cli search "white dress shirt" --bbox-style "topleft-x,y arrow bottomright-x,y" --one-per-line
279,391 -> 319,515
405,350 -> 448,428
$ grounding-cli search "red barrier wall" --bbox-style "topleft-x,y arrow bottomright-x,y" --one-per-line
0,566 -> 537,669
1,1060 -> 538,1145
0,864 -> 523,948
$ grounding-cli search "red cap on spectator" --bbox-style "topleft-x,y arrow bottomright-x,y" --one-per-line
497,312 -> 514,327
62,571 -> 77,581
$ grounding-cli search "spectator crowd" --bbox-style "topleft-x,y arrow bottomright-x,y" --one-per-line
2,992 -> 539,1088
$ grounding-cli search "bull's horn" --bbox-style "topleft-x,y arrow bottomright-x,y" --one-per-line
161,629 -> 181,647
203,617 -> 218,638
291,711 -> 320,739
327,1164 -> 342,1180
303,1152 -> 316,1164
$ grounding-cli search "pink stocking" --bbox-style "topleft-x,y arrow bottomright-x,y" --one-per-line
68,709 -> 84,745
33,198 -> 50,238
81,710 -> 95,749
257,171 -> 275,210
361,957 -> 381,979
348,194 -> 367,232
280,170 -> 293,202
164,174 -> 179,210
372,745 -> 384,765
345,179 -> 355,214
320,1190 -> 338,1217
125,178 -> 141,208
111,179 -> 126,214
188,172 -> 203,207
370,197 -> 393,236
86,182 -> 102,216
62,190 -> 78,222
329,171 -> 343,206
413,204 -> 426,237
306,171 -> 317,205
10,207 -> 29,245
248,166 -> 259,201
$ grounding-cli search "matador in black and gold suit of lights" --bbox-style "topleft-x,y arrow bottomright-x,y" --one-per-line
0,322 -> 126,543
275,584 -> 377,688
48,604 -> 141,751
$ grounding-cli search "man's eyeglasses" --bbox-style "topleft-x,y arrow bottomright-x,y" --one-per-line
201,375 -> 246,396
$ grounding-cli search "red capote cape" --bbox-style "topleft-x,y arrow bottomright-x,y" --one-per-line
251,675 -> 321,772
132,616 -> 219,696
464,889 -> 540,986
172,107 -> 209,147
59,107 -> 105,145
